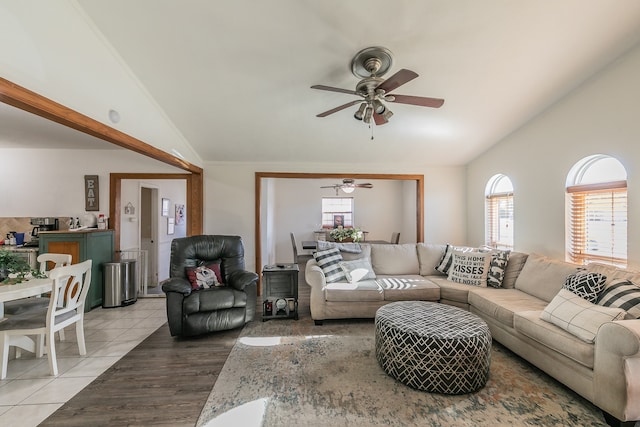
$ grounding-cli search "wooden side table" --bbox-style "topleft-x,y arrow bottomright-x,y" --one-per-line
262,263 -> 299,320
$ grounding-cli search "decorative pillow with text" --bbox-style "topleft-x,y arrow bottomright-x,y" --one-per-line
435,244 -> 474,275
447,251 -> 492,287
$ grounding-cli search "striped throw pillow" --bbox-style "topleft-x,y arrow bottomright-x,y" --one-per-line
435,244 -> 473,274
314,247 -> 346,283
597,279 -> 640,319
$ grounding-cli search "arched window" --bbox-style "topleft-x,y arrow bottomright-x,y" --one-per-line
485,174 -> 514,249
566,155 -> 627,266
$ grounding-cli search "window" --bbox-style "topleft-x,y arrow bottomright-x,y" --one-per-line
566,155 -> 627,266
485,174 -> 514,249
321,197 -> 353,228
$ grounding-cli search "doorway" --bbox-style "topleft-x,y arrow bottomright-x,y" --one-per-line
140,186 -> 160,295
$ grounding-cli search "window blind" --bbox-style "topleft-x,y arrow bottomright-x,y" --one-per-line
321,197 -> 353,227
567,181 -> 627,266
485,192 -> 514,249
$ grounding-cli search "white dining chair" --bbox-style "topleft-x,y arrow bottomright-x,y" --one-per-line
0,259 -> 92,379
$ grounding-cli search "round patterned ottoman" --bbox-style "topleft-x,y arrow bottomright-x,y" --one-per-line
375,301 -> 492,394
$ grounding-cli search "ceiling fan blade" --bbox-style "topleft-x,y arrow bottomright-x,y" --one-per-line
376,69 -> 418,93
320,185 -> 338,188
316,100 -> 362,117
355,183 -> 373,188
311,85 -> 359,96
373,113 -> 388,126
388,94 -> 445,108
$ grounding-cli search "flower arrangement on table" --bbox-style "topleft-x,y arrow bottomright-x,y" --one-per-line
329,226 -> 363,242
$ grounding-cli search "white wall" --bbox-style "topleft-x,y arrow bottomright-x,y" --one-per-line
0,0 -> 201,166
0,148 -> 184,218
204,162 -> 467,272
466,43 -> 640,268
270,178 -> 412,264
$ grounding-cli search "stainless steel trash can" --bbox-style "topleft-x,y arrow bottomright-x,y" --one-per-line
121,259 -> 137,306
103,262 -> 123,308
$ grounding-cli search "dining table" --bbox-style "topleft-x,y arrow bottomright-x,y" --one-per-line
302,240 -> 390,250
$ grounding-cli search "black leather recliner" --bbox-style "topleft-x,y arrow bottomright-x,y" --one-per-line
161,235 -> 258,337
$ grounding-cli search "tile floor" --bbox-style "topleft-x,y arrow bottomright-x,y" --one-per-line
0,297 -> 167,427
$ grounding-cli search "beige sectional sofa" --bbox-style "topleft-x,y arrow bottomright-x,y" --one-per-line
305,243 -> 640,426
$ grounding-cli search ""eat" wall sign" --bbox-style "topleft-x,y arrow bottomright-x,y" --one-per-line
84,175 -> 99,211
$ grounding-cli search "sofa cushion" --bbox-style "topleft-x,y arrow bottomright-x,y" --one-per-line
597,279 -> 640,319
429,276 -> 474,304
501,252 -> 528,289
417,243 -> 447,276
514,253 -> 579,302
587,262 -> 640,286
324,280 -> 383,302
376,275 -> 440,301
370,243 -> 419,275
562,271 -> 607,303
447,251 -> 491,286
487,250 -> 510,288
342,244 -> 372,261
468,288 -> 549,328
339,259 -> 376,283
314,248 -> 346,283
514,310 -> 595,369
540,289 -> 626,343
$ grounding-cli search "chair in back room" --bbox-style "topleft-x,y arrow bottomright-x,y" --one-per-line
391,232 -> 401,244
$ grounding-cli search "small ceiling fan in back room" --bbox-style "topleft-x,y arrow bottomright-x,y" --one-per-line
311,46 -> 445,137
321,179 -> 373,195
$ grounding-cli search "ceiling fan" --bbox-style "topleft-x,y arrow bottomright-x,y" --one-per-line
321,178 -> 373,195
311,46 -> 444,126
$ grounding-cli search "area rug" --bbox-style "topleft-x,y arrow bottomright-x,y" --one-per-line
196,318 -> 608,427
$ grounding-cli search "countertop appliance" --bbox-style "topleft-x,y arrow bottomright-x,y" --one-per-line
25,217 -> 59,247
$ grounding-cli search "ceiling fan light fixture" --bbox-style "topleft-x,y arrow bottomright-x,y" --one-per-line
354,103 -> 367,120
372,99 -> 385,114
363,106 -> 373,124
382,108 -> 393,120
341,186 -> 355,194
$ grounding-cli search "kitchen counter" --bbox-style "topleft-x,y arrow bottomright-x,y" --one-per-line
0,245 -> 39,253
39,228 -> 113,234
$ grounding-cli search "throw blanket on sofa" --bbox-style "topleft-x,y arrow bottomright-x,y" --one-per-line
317,240 -> 362,253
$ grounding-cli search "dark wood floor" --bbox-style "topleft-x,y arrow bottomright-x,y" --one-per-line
41,265 -> 311,427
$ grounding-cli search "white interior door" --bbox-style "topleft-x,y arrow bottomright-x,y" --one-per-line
140,186 -> 159,292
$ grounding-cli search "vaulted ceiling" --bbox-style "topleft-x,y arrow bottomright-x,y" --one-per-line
3,1 -> 640,166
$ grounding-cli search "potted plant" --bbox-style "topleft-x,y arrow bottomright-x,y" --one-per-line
0,250 -> 45,283
329,226 -> 363,242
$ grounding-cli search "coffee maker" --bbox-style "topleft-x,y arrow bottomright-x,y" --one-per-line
26,217 -> 59,247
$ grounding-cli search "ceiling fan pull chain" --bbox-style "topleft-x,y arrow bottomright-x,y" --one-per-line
370,123 -> 374,140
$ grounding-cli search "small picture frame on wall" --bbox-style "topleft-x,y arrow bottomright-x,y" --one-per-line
333,214 -> 344,228
167,217 -> 175,235
175,204 -> 186,225
162,198 -> 170,217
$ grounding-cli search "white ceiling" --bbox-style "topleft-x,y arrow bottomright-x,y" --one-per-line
3,1 -> 640,165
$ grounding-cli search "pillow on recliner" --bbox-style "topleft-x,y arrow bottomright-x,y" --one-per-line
186,262 -> 224,290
